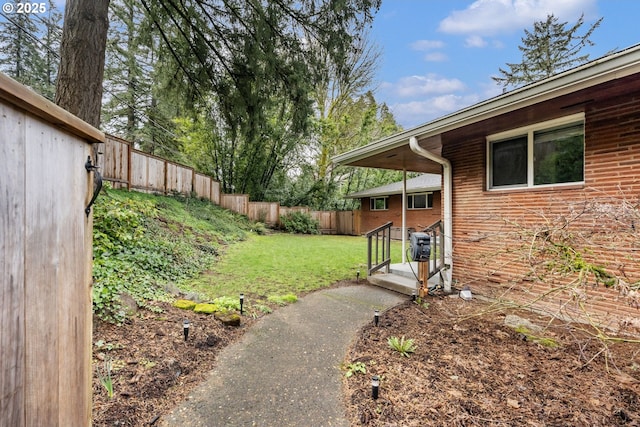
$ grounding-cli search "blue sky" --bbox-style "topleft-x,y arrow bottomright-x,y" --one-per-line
371,0 -> 640,129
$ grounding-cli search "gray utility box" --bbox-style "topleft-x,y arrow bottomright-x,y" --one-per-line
410,232 -> 431,262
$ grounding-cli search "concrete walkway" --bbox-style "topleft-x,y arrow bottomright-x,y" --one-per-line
160,285 -> 406,427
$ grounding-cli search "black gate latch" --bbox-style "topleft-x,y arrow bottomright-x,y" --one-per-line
85,156 -> 103,217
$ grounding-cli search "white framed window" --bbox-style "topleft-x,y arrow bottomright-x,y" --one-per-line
407,193 -> 433,209
487,113 -> 585,190
370,197 -> 388,211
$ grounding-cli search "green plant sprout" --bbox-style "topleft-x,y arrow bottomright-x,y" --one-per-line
98,359 -> 115,399
514,326 -> 560,348
94,339 -> 123,351
344,362 -> 367,378
387,336 -> 417,357
267,294 -> 298,306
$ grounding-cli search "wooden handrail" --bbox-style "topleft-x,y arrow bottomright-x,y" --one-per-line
366,222 -> 393,276
421,220 -> 444,282
365,221 -> 393,237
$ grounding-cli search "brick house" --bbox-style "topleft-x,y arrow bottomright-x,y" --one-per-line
335,45 -> 640,328
345,173 -> 442,236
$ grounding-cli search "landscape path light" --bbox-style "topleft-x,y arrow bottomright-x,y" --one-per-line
374,309 -> 379,326
183,319 -> 190,341
371,375 -> 380,399
240,293 -> 244,315
356,270 -> 360,282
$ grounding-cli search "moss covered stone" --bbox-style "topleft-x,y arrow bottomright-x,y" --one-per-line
173,299 -> 197,310
215,312 -> 241,326
194,303 -> 219,314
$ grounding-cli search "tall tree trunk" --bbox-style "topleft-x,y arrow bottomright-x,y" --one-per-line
55,0 -> 110,128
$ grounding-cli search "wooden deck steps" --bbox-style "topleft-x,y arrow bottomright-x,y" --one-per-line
367,273 -> 418,295
367,262 -> 441,296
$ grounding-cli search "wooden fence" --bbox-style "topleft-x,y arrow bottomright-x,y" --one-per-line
1,73 -> 101,426
221,194 -> 249,216
310,211 -> 336,234
248,202 -> 280,226
336,210 -> 361,235
99,134 -> 361,235
280,206 -> 310,216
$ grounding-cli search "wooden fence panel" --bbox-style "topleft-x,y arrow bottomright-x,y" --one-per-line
166,162 -> 193,195
336,210 -> 360,235
101,135 -> 129,188
1,100 -> 27,427
130,151 -> 168,193
211,180 -> 221,205
147,156 -> 167,193
310,210 -> 337,234
194,173 -> 211,199
248,202 -> 279,226
97,135 -> 358,235
1,72 -> 99,427
130,150 -> 150,191
279,206 -> 309,217
25,123 -> 93,427
221,194 -> 249,215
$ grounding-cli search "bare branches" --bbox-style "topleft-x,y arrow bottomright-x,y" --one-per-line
456,187 -> 640,345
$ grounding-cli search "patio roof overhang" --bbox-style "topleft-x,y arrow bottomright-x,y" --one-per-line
335,44 -> 640,295
333,44 -> 640,172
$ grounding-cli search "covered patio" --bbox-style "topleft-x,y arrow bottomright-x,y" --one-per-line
335,133 -> 453,296
334,45 -> 640,298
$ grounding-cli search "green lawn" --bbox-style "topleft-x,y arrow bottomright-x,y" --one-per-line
183,233 -> 404,300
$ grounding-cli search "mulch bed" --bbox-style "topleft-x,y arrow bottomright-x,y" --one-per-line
93,285 -> 640,426
342,296 -> 640,426
91,280 -> 356,426
92,302 -> 256,427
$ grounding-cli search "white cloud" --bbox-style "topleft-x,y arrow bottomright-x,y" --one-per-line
479,78 -> 504,99
408,40 -> 448,61
390,94 -> 481,128
410,39 -> 445,51
465,35 -> 487,48
438,0 -> 598,36
391,74 -> 465,98
424,52 -> 448,62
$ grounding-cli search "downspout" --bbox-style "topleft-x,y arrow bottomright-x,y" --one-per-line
409,137 -> 453,293
401,169 -> 407,264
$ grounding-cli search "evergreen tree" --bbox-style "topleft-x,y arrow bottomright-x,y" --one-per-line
55,0 -> 381,202
103,0 -> 152,143
0,11 -> 43,93
37,0 -> 63,99
0,1 -> 61,99
56,0 -> 110,127
493,13 -> 603,92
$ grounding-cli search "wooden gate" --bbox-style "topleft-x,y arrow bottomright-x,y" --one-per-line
1,73 -> 102,426
336,210 -> 361,235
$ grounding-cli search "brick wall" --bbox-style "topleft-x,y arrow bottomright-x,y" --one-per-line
443,92 -> 640,330
359,191 -> 442,234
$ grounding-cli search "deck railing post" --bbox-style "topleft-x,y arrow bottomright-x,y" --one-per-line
367,235 -> 372,274
385,227 -> 391,273
365,222 -> 393,276
420,220 -> 444,282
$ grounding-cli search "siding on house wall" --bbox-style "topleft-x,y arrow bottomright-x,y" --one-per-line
359,191 -> 442,233
443,91 -> 640,326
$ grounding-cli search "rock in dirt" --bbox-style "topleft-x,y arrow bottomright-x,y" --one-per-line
118,292 -> 139,317
504,314 -> 542,332
215,312 -> 241,326
206,334 -> 219,346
